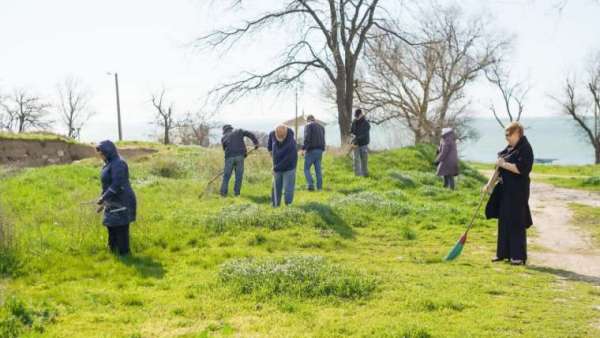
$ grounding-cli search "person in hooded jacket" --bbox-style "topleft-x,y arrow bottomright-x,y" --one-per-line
434,128 -> 459,190
96,140 -> 137,255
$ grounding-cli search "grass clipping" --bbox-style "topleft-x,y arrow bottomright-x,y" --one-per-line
219,256 -> 377,299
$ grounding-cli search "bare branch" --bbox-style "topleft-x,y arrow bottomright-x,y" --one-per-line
1,89 -> 52,133
151,89 -> 177,145
56,76 -> 95,139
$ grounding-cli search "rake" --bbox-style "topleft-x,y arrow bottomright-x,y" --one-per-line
199,148 -> 258,198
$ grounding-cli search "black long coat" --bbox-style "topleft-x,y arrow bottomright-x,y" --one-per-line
497,136 -> 534,229
486,136 -> 534,260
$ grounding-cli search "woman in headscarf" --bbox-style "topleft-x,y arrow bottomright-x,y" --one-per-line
96,140 -> 137,255
484,122 -> 534,265
435,127 -> 459,190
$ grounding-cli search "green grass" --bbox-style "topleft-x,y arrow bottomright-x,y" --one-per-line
0,131 -> 78,143
469,161 -> 600,192
570,203 -> 600,247
0,145 -> 598,337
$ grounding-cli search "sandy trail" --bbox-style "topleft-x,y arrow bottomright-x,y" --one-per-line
478,169 -> 600,282
528,182 -> 600,281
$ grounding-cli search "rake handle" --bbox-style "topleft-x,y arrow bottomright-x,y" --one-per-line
201,147 -> 259,197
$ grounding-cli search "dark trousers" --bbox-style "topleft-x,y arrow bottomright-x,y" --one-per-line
443,175 -> 455,190
107,225 -> 130,255
496,219 -> 527,261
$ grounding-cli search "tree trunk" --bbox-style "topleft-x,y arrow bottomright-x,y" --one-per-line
18,117 -> 25,133
595,143 -> 600,164
164,123 -> 170,145
338,103 -> 353,145
336,78 -> 353,144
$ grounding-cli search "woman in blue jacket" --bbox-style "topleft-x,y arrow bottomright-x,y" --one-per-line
96,140 -> 137,255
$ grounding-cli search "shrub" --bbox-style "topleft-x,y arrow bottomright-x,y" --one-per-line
583,176 -> 600,186
219,256 -> 377,299
149,157 -> 186,178
206,204 -> 307,232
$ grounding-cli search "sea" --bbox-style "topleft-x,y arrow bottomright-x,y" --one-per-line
83,116 -> 596,165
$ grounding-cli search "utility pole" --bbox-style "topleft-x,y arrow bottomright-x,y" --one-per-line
294,87 -> 298,142
107,72 -> 123,141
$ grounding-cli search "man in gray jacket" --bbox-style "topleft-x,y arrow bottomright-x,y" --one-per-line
220,125 -> 259,196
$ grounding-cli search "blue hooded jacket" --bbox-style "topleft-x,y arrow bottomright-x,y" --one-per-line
268,128 -> 298,172
97,140 -> 137,227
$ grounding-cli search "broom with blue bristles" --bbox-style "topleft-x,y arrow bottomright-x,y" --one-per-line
444,170 -> 497,261
444,192 -> 486,261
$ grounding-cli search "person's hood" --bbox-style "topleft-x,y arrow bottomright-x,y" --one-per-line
97,140 -> 119,162
442,128 -> 456,141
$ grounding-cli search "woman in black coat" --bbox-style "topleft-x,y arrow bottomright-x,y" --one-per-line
96,140 -> 137,255
484,122 -> 534,265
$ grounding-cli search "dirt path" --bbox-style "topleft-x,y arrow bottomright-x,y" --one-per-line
479,169 -> 600,281
528,182 -> 600,281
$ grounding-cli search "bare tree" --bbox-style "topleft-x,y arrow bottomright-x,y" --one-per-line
356,5 -> 504,144
197,0 -> 412,144
0,89 -> 52,133
150,89 -> 176,145
553,59 -> 600,163
486,62 -> 529,129
56,77 -> 95,139
175,110 -> 218,146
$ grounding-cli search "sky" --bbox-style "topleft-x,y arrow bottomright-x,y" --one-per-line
0,0 -> 599,142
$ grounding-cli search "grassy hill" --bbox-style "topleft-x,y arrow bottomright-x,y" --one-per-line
0,145 -> 599,337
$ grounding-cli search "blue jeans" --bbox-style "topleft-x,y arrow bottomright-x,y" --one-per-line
353,146 -> 369,177
272,169 -> 296,207
220,155 -> 245,196
304,149 -> 323,190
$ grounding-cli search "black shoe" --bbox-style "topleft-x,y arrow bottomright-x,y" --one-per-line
491,257 -> 506,263
307,186 -> 315,191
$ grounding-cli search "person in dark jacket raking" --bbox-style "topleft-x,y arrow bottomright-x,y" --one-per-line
434,128 -> 459,190
484,122 -> 534,265
350,109 -> 371,177
268,125 -> 298,207
220,125 -> 259,197
96,140 -> 137,256
301,115 -> 326,191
